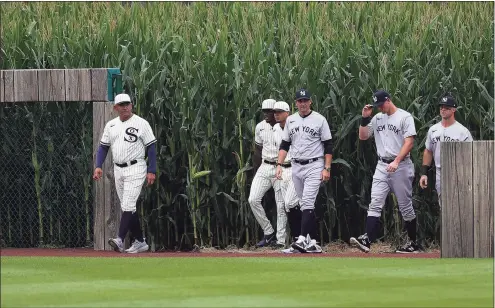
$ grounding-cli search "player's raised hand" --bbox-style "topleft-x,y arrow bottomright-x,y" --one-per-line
419,175 -> 428,189
275,165 -> 283,180
362,104 -> 373,118
92,168 -> 103,181
146,173 -> 156,186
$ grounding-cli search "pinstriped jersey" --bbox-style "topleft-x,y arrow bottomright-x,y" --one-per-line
273,123 -> 292,163
281,111 -> 332,160
367,108 -> 416,159
425,121 -> 473,169
100,114 -> 157,164
255,120 -> 278,161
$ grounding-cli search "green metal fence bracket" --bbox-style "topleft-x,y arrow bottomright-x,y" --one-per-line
107,68 -> 122,102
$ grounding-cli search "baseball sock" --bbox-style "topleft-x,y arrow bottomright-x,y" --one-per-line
288,207 -> 302,240
366,216 -> 380,243
118,211 -> 133,240
405,218 -> 417,243
300,209 -> 316,239
130,211 -> 144,242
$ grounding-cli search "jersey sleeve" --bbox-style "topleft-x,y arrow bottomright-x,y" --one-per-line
320,117 -> 332,141
425,127 -> 434,151
367,116 -> 375,138
402,115 -> 417,138
282,119 -> 291,142
141,120 -> 157,147
463,129 -> 474,141
100,122 -> 111,146
254,123 -> 263,146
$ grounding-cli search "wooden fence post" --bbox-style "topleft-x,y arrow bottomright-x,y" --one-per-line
441,141 -> 494,258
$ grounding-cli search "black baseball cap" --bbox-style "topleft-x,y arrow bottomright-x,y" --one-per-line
372,90 -> 391,107
295,88 -> 311,100
439,95 -> 457,108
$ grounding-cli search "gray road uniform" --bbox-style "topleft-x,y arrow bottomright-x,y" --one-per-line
425,121 -> 473,200
365,108 -> 417,221
281,111 -> 332,211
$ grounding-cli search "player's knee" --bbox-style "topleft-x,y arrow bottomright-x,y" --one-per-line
248,195 -> 260,206
300,204 -> 314,211
367,209 -> 381,217
400,207 -> 416,221
121,203 -> 137,212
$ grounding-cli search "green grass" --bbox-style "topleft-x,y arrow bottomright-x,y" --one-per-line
1,257 -> 493,307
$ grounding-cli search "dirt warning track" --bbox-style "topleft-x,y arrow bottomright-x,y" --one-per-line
0,248 -> 440,258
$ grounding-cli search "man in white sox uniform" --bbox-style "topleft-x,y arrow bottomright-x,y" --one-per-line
276,89 -> 333,253
419,95 -> 473,206
249,98 -> 288,247
93,93 -> 157,253
272,101 -> 301,253
350,90 -> 420,254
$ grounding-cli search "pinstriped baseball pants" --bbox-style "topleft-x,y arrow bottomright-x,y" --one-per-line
114,161 -> 147,212
248,163 -> 297,244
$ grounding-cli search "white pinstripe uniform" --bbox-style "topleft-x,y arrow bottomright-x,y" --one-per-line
100,114 -> 157,212
273,123 -> 299,212
248,99 -> 288,245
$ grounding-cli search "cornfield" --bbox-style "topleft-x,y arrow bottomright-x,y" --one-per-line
0,2 -> 493,250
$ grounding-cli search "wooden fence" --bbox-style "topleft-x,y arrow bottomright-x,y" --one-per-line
441,140 -> 494,258
1,68 -> 123,251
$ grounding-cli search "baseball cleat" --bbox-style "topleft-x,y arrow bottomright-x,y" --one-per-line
396,241 -> 421,254
291,234 -> 311,253
305,239 -> 323,253
125,240 -> 149,253
280,247 -> 300,254
256,233 -> 275,247
108,238 -> 124,253
350,234 -> 371,253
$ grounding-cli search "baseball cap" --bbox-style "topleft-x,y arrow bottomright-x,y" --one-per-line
261,98 -> 276,110
273,101 -> 290,112
439,95 -> 457,108
372,90 -> 390,107
114,93 -> 132,105
295,88 -> 311,100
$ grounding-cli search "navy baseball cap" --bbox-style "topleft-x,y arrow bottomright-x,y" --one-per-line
295,88 -> 311,100
439,95 -> 457,108
372,90 -> 391,107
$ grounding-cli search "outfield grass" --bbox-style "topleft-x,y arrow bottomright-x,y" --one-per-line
1,257 -> 493,307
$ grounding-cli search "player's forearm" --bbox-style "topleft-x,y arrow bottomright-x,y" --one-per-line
95,144 -> 110,168
395,138 -> 414,162
422,149 -> 433,166
277,150 -> 288,164
324,154 -> 333,169
359,126 -> 370,140
253,145 -> 262,171
146,143 -> 157,174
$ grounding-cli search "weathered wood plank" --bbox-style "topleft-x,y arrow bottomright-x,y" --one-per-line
1,70 -> 14,103
0,70 -> 4,102
14,69 -> 38,102
65,69 -> 92,101
93,101 -> 126,251
38,69 -> 66,101
473,141 -> 494,258
441,142 -> 474,258
91,69 -> 108,102
93,102 -> 106,251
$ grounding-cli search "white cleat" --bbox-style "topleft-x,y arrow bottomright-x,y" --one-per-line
281,247 -> 300,254
125,240 -> 149,253
108,238 -> 124,253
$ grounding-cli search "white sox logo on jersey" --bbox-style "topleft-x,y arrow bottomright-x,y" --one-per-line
124,127 -> 139,143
